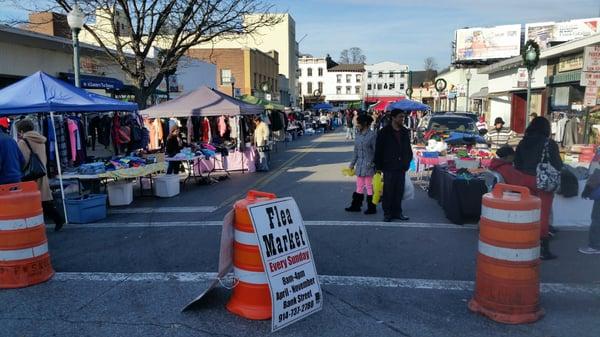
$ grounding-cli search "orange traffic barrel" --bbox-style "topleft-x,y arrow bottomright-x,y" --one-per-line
226,190 -> 277,320
468,183 -> 544,324
0,182 -> 54,288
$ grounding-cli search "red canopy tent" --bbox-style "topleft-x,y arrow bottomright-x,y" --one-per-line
365,96 -> 405,111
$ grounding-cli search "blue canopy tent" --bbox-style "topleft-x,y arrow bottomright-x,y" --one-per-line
385,99 -> 431,112
0,71 -> 138,222
312,102 -> 333,111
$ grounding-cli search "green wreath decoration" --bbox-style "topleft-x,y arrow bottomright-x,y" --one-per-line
522,40 -> 540,69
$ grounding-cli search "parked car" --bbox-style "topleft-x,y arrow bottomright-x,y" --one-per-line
423,114 -> 478,141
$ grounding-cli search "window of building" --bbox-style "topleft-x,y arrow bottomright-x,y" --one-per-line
367,72 -> 372,78
378,71 -> 383,78
307,82 -> 313,94
318,68 -> 323,76
389,83 -> 395,90
384,83 -> 388,89
336,86 -> 342,94
298,82 -> 302,95
367,83 -> 372,90
337,74 -> 342,83
356,74 -> 361,83
298,68 -> 302,77
400,73 -> 405,78
307,68 -> 313,77
346,86 -> 351,94
318,81 -> 323,93
389,71 -> 394,78
220,69 -> 232,85
377,83 -> 382,90
355,86 -> 361,94
346,74 -> 351,83
399,83 -> 405,90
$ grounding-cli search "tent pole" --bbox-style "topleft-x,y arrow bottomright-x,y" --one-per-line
50,111 -> 68,224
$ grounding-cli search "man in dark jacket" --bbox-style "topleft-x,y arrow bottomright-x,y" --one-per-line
374,109 -> 413,222
0,122 -> 25,185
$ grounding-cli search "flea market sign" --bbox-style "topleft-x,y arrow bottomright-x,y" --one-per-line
247,197 -> 323,332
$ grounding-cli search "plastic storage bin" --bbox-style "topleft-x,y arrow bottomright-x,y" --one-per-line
65,194 -> 107,224
107,181 -> 134,206
154,174 -> 180,198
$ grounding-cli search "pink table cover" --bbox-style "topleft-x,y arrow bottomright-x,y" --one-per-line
193,147 -> 256,174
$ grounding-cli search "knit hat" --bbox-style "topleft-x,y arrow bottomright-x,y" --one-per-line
494,117 -> 505,125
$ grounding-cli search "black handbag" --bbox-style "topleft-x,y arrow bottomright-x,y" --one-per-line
21,139 -> 46,181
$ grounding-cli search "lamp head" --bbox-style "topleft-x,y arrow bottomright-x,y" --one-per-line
465,70 -> 472,81
67,4 -> 85,30
261,82 -> 270,93
526,48 -> 537,62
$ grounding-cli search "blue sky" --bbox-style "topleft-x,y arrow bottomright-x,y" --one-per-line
2,1 -> 599,70
277,0 -> 600,69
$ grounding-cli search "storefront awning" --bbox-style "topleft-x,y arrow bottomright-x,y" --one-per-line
59,72 -> 125,90
470,87 -> 488,99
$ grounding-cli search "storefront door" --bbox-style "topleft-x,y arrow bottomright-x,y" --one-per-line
511,93 -> 527,133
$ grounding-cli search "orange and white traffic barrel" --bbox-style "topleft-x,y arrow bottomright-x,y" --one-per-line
468,183 -> 543,324
226,190 -> 277,320
0,182 -> 54,289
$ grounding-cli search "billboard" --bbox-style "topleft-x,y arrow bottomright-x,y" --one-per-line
526,18 -> 600,49
455,25 -> 522,61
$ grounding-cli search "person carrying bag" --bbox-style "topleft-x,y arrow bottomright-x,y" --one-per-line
21,138 -> 46,182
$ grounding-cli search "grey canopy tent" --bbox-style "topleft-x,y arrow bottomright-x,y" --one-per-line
0,71 -> 138,223
141,86 -> 264,118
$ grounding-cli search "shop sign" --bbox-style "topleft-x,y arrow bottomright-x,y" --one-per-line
581,72 -> 600,86
583,45 -> 600,73
558,55 -> 584,72
584,85 -> 600,107
516,68 -> 528,88
81,57 -> 99,74
247,198 -> 322,332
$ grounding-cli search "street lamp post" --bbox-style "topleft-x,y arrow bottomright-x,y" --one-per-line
67,4 -> 85,88
230,75 -> 236,97
522,40 -> 540,129
465,69 -> 472,112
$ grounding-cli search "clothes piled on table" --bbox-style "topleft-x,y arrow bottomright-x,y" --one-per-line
78,162 -> 106,175
445,132 -> 486,146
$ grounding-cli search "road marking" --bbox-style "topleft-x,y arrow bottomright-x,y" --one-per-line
109,206 -> 218,214
51,272 -> 600,295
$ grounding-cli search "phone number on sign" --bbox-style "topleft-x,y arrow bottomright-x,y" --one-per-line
278,300 -> 315,322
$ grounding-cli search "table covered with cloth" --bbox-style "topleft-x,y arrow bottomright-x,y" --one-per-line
428,165 -> 488,225
193,148 -> 256,175
61,162 -> 167,180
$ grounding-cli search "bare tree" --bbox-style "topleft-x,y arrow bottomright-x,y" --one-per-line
339,47 -> 366,64
339,49 -> 349,64
8,0 -> 281,108
348,47 -> 366,64
424,57 -> 438,82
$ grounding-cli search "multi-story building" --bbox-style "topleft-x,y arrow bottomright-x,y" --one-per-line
434,67 -> 488,114
364,62 -> 409,111
297,56 -> 330,109
325,64 -> 364,108
191,14 -> 298,106
187,48 -> 279,99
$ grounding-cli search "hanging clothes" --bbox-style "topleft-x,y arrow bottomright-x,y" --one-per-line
229,116 -> 239,139
562,117 -> 580,148
145,118 -> 163,150
187,117 -> 194,144
556,116 -> 568,144
67,118 -> 79,161
202,117 -> 212,143
218,116 -> 228,137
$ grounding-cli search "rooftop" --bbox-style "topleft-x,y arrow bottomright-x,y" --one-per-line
328,64 -> 365,72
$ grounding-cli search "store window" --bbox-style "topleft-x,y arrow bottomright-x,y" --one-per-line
337,74 -> 342,83
318,68 -> 323,76
307,68 -> 313,77
346,86 -> 351,94
336,86 -> 342,94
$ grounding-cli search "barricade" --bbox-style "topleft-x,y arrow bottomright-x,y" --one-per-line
468,183 -> 544,324
226,190 -> 277,320
0,182 -> 54,288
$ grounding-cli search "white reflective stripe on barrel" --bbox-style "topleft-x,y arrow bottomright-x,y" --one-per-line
0,214 -> 44,231
0,242 -> 48,261
481,206 -> 540,224
234,229 -> 258,246
234,267 -> 268,285
478,240 -> 540,262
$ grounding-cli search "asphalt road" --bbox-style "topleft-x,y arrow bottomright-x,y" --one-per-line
2,130 -> 599,337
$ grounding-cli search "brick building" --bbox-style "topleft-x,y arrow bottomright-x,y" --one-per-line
188,48 -> 279,99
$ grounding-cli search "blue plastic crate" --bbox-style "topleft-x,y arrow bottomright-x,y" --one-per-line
65,194 -> 107,224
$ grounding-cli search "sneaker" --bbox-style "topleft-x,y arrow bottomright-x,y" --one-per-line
578,247 -> 600,255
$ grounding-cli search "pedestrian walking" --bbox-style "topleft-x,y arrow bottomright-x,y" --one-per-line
374,109 -> 413,222
514,117 -> 563,260
16,119 -> 65,231
486,117 -> 515,150
580,168 -> 600,255
345,114 -> 377,214
254,116 -> 270,172
345,110 -> 354,140
166,126 -> 182,174
0,118 -> 25,185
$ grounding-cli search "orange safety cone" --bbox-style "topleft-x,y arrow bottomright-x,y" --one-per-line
226,190 -> 277,320
468,183 -> 544,324
0,182 -> 54,289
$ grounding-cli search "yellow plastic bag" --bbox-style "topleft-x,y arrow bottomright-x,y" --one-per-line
341,167 -> 355,177
373,172 -> 384,204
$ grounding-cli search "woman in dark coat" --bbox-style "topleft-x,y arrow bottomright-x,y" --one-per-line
514,117 -> 563,260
